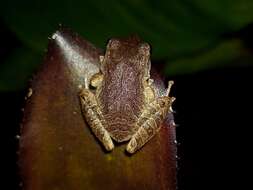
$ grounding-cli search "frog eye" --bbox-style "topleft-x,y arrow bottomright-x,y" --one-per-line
139,43 -> 150,55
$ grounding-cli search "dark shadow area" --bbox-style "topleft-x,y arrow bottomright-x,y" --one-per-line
174,66 -> 252,190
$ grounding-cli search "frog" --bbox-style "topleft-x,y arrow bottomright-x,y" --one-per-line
79,36 -> 175,154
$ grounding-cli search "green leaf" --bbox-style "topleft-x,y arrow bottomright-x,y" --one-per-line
165,39 -> 252,75
1,0 -> 253,91
0,46 -> 42,91
1,0 -> 253,58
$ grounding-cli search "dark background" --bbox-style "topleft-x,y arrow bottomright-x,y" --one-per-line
0,1 -> 252,189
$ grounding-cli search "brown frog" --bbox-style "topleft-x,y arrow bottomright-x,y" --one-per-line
79,36 -> 175,154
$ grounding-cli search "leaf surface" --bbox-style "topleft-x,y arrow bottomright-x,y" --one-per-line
19,28 -> 177,190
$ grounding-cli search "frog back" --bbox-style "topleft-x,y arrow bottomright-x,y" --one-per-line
97,62 -> 145,142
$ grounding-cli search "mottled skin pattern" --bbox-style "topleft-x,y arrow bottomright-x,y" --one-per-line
80,36 -> 175,153
99,38 -> 148,142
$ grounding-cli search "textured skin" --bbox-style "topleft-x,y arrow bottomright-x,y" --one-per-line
126,95 -> 174,153
98,37 -> 148,142
80,36 -> 174,153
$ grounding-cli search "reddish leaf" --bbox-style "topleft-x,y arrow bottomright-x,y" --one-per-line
19,28 -> 177,190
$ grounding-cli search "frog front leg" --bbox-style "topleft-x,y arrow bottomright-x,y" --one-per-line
79,86 -> 114,151
126,81 -> 175,154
